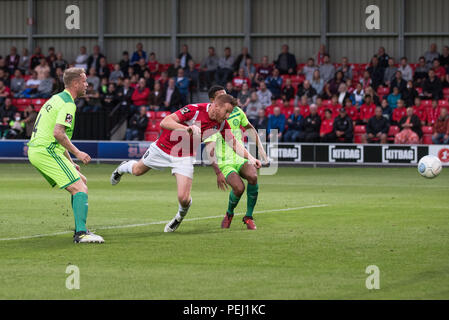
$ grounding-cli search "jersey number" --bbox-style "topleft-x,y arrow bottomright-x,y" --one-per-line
32,114 -> 42,137
180,107 -> 191,115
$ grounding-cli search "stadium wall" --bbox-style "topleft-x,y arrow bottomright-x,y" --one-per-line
1,0 -> 448,64
2,140 -> 449,167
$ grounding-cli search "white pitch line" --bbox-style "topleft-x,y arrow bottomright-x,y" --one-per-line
0,204 -> 328,241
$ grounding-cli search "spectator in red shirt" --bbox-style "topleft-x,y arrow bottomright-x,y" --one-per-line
412,97 -> 426,125
432,107 -> 449,144
344,97 -> 358,122
316,44 -> 327,66
329,94 -> 342,118
281,99 -> 294,118
320,109 -> 334,141
0,80 -> 11,104
131,78 -> 150,113
265,96 -> 277,116
425,99 -> 440,126
30,46 -> 45,71
255,56 -> 273,83
232,68 -> 251,91
432,58 -> 446,81
147,52 -> 160,77
392,99 -> 407,125
358,95 -> 376,124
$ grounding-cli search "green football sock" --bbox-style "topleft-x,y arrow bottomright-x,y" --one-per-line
227,190 -> 241,215
246,183 -> 259,217
72,192 -> 88,233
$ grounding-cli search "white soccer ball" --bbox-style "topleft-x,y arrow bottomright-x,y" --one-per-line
418,155 -> 442,179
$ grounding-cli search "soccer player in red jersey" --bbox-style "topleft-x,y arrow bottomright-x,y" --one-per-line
110,94 -> 261,232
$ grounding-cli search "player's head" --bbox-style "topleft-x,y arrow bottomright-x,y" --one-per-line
208,85 -> 226,102
210,94 -> 236,122
63,67 -> 87,98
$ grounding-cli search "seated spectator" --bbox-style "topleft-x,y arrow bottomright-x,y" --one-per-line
366,56 -> 384,89
147,52 -> 160,76
301,57 -> 317,82
402,80 -> 419,107
363,106 -> 390,144
30,46 -> 45,70
0,69 -> 9,87
377,46 -> 390,68
53,52 -> 68,73
0,80 -> 10,104
320,109 -> 334,142
0,98 -> 17,124
316,44 -> 327,66
424,43 -> 439,68
5,112 -> 25,139
413,56 -> 429,87
390,71 -> 407,95
200,46 -> 219,90
284,106 -> 303,142
387,87 -> 401,109
5,46 -> 19,74
343,98 -> 358,124
336,57 -> 353,80
360,70 -> 372,90
281,78 -> 295,101
380,98 -> 392,120
75,46 -> 88,70
254,108 -> 268,141
265,96 -> 277,116
329,94 -> 342,118
432,58 -> 446,81
215,47 -> 234,86
353,82 -> 365,106
22,104 -> 37,138
328,71 -> 345,96
109,64 -> 124,84
178,44 -> 193,69
161,78 -> 182,112
116,78 -> 134,116
311,69 -> 324,95
422,69 -> 443,100
395,106 -> 422,144
98,77 -> 109,96
242,58 -> 256,85
149,81 -> 164,111
392,99 -> 407,125
246,91 -> 264,125
332,107 -> 354,142
265,68 -> 283,99
280,98 -> 294,118
232,68 -> 251,91
158,71 -> 169,90
35,57 -> 50,80
256,82 -> 273,108
268,106 -> 286,141
255,55 -> 273,83
97,57 -> 110,79
237,82 -> 250,109
185,59 -> 200,94
167,58 -> 182,78
412,97 -> 426,125
46,47 -> 56,67
78,83 -> 101,112
442,74 -> 449,88
33,70 -> 53,98
432,107 -> 449,144
298,104 -> 321,142
296,80 -> 317,105
101,83 -> 118,111
398,57 -> 413,82
440,45 -> 449,69
134,58 -> 149,78
321,82 -> 332,100
425,99 -> 440,126
87,45 -> 104,72
18,48 -> 30,74
233,47 -> 252,72
53,67 -> 65,94
131,78 -> 150,113
337,83 -> 352,106
87,67 -> 100,91
359,95 -> 376,124
365,86 -> 381,106
346,79 -> 354,94
125,106 -> 149,141
319,54 -> 335,83
16,71 -> 40,98
383,57 -> 397,86
175,68 -> 190,105
275,44 -> 297,75
131,42 -> 147,65
119,51 -> 130,77
225,81 -> 238,98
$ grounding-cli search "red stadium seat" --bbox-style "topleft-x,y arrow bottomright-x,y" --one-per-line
146,111 -> 156,119
377,86 -> 390,98
422,126 -> 434,144
144,132 -> 159,141
438,99 -> 449,109
146,120 -> 161,132
354,125 -> 366,143
421,100 -> 433,107
31,98 -> 47,110
155,111 -> 169,119
322,99 -> 332,106
387,125 -> 400,142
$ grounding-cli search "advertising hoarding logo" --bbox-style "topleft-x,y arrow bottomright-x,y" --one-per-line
268,144 -> 301,162
329,145 -> 363,163
382,146 -> 417,163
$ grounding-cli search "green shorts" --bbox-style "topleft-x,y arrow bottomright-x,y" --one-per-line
219,159 -> 248,179
28,145 -> 80,189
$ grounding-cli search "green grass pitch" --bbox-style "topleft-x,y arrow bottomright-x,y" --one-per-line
0,163 -> 448,299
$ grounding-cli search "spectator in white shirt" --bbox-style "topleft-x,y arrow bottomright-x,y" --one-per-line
256,81 -> 273,108
398,57 -> 413,82
75,46 -> 88,71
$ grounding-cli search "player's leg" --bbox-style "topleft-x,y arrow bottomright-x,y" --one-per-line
111,156 -> 152,185
221,170 -> 245,228
164,173 -> 193,232
239,162 -> 258,230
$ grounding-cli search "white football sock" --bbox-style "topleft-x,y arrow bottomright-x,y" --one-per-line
176,198 -> 192,221
118,160 -> 137,175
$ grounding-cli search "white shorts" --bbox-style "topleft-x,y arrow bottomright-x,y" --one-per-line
141,143 -> 194,179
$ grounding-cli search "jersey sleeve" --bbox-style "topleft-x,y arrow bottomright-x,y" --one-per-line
174,105 -> 197,123
240,111 -> 249,127
56,102 -> 76,128
204,132 -> 219,143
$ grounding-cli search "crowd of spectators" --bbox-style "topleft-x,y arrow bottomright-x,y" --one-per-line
1,42 -> 449,144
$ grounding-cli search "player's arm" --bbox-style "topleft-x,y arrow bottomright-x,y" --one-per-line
54,124 -> 90,165
63,149 -> 87,184
205,141 -> 228,191
222,130 -> 261,169
160,111 -> 200,135
244,122 -> 269,164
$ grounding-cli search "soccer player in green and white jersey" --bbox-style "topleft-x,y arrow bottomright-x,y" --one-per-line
27,67 -> 104,243
204,86 -> 268,230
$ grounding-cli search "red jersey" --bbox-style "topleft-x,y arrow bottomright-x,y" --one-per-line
281,106 -> 294,118
413,105 -> 426,122
299,105 -> 310,118
320,119 -> 334,135
232,77 -> 251,89
330,104 -> 342,118
156,103 -> 232,157
434,66 -> 446,79
359,103 -> 376,120
265,104 -> 275,116
148,60 -> 160,73
345,106 -> 359,121
426,107 -> 440,126
392,107 -> 407,123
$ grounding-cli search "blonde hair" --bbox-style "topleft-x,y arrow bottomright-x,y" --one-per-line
63,67 -> 85,87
